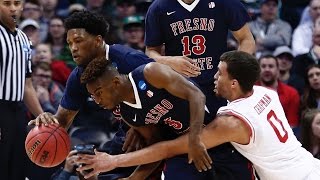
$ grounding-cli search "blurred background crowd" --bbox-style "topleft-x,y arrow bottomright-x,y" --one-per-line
15,0 -> 320,179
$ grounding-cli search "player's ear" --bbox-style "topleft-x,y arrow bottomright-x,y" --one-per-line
95,35 -> 104,48
231,79 -> 238,87
111,76 -> 121,87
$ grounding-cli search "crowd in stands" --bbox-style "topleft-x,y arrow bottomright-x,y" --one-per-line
19,0 -> 320,179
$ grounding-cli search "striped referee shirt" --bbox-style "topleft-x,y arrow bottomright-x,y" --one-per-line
0,23 -> 32,101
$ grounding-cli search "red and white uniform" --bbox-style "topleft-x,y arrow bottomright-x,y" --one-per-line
217,86 -> 320,180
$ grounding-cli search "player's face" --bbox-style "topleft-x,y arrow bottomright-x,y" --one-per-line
0,0 -> 23,30
307,66 -> 320,91
312,113 -> 320,139
67,28 -> 100,67
259,57 -> 278,86
86,77 -> 121,110
214,62 -> 232,99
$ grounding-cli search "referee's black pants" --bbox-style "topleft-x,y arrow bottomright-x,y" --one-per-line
0,100 -> 27,180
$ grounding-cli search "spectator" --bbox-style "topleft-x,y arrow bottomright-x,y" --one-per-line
45,16 -> 67,57
256,55 -> 300,127
21,0 -> 49,42
44,16 -> 74,69
273,45 -> 305,95
122,15 -> 145,52
293,26 -> 320,83
39,0 -> 58,21
22,0 -> 42,21
249,0 -> 292,57
300,108 -> 320,159
301,64 -> 320,111
113,0 -> 137,43
32,62 -> 64,113
19,18 -> 41,47
33,43 -> 71,86
292,0 -> 320,56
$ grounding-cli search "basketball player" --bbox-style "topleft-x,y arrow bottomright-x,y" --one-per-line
28,11 -> 208,178
79,57 -> 218,179
144,0 -> 255,178
76,51 -> 320,180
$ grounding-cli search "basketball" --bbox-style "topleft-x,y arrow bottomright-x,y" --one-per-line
25,124 -> 70,168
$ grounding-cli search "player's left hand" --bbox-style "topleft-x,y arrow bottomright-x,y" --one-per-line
75,149 -> 117,179
122,128 -> 145,153
188,140 -> 212,172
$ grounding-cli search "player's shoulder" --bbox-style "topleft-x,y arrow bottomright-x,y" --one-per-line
253,85 -> 278,96
110,44 -> 146,56
68,67 -> 82,81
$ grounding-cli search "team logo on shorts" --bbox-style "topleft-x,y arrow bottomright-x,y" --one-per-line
138,81 -> 147,90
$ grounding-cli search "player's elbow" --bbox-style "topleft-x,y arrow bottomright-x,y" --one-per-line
195,90 -> 206,105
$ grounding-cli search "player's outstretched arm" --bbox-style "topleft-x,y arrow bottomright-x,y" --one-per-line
145,45 -> 201,77
28,105 -> 78,129
232,23 -> 255,55
76,114 -> 251,174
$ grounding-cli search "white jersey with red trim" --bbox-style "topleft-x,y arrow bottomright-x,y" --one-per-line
217,86 -> 320,180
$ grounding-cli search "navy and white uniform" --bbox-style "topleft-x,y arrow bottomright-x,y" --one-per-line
120,64 -> 218,180
60,44 -> 154,178
61,44 -> 154,111
145,0 -> 253,179
145,0 -> 250,128
120,64 -> 213,136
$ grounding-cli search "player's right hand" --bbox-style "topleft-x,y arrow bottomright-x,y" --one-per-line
28,112 -> 59,126
188,140 -> 212,172
64,150 -> 78,172
167,56 -> 201,77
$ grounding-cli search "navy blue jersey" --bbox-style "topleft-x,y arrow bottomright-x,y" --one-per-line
120,64 -> 213,135
145,0 -> 250,85
60,44 -> 154,110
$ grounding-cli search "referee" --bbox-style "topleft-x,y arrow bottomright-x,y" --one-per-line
0,1 -> 43,180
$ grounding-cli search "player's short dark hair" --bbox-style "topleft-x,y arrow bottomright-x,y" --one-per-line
64,10 -> 109,39
220,51 -> 260,93
81,57 -> 117,84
